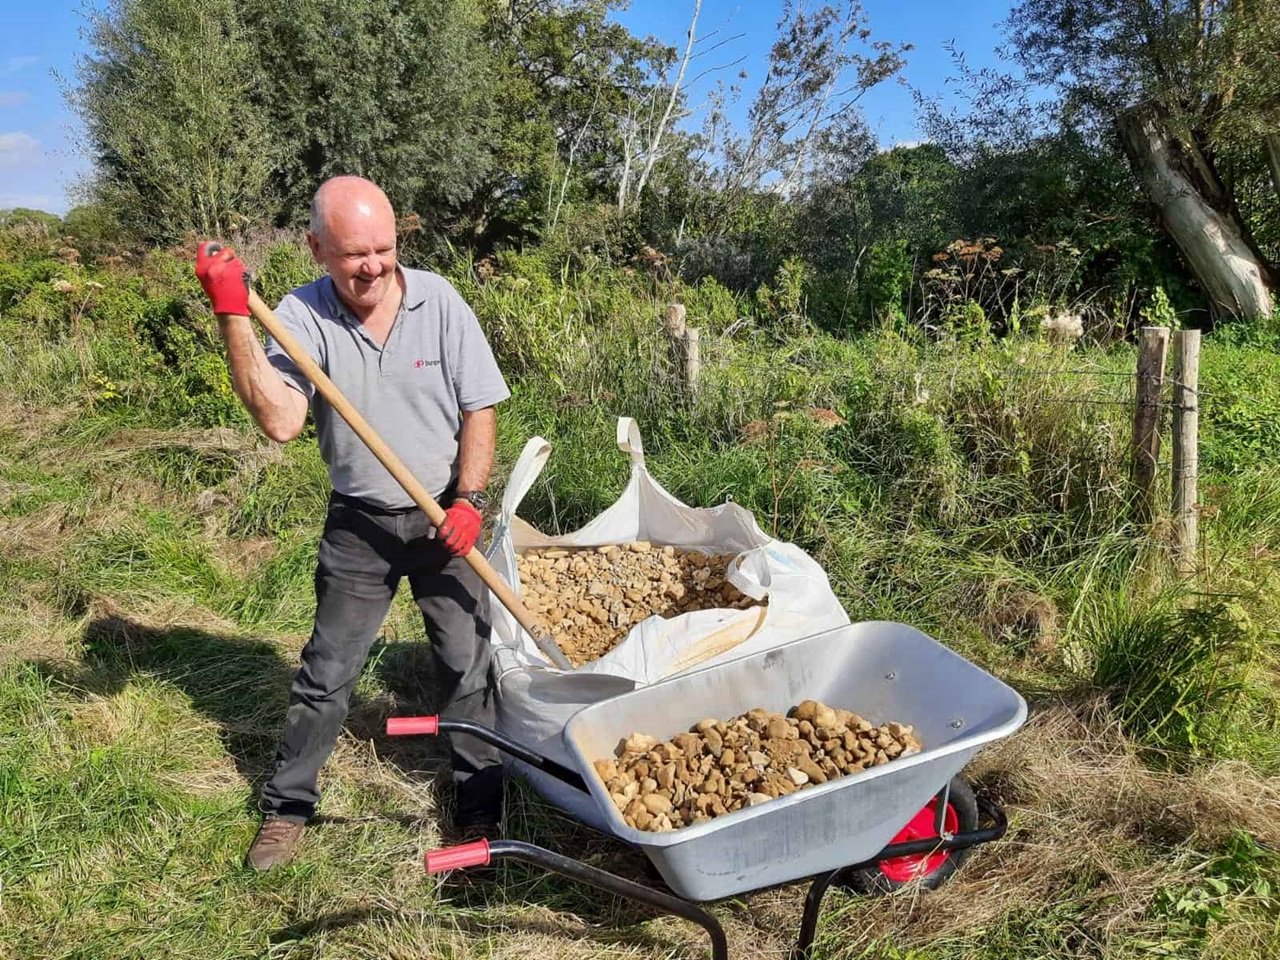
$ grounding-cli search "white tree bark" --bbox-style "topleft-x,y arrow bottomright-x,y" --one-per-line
616,114 -> 638,210
1119,107 -> 1274,320
631,0 -> 701,205
553,86 -> 602,230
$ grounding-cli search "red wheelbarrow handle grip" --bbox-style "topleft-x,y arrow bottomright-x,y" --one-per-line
386,715 -> 439,736
426,839 -> 490,874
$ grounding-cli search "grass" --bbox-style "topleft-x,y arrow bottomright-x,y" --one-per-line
2,243 -> 1279,957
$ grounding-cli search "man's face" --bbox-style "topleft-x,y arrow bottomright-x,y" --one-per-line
308,206 -> 398,314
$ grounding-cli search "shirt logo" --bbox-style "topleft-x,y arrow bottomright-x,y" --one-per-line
413,359 -> 441,369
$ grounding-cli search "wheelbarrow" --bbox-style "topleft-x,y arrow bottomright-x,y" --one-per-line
388,622 -> 1027,959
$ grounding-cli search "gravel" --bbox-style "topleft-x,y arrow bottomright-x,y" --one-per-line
594,700 -> 923,832
516,543 -> 766,667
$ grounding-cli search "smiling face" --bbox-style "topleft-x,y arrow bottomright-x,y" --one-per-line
307,177 -> 398,317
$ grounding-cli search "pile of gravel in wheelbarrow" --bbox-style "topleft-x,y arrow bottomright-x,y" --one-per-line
594,700 -> 923,832
516,543 -> 767,667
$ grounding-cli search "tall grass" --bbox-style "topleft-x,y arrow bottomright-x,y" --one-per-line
1084,592 -> 1263,759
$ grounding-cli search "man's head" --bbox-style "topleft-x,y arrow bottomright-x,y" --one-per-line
307,176 -> 398,315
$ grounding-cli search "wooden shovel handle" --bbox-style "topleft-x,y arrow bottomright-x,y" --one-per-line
206,249 -> 572,670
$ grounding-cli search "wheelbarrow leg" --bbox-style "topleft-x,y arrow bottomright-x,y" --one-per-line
428,839 -> 729,960
792,793 -> 1010,957
793,869 -> 842,960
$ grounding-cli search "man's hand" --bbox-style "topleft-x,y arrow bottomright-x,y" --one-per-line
195,241 -> 251,317
437,500 -> 483,556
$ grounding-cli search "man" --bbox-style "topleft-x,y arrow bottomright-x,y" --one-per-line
195,176 -> 509,871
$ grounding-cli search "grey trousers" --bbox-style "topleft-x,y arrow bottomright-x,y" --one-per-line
260,492 -> 499,823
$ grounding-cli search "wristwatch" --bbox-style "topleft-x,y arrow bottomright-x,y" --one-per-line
454,490 -> 489,511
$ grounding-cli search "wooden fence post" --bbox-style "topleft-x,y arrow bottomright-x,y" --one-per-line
684,327 -> 701,401
1171,329 -> 1201,574
1130,325 -> 1170,524
664,303 -> 700,401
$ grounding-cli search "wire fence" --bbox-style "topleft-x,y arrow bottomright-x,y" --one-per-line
690,328 -> 1250,476
682,324 -> 1267,568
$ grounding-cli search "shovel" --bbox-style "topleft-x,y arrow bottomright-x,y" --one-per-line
205,244 -> 573,671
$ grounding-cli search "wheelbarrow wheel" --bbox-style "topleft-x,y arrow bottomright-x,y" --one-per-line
840,776 -> 978,896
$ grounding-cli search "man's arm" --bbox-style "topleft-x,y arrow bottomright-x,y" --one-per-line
218,315 -> 310,443
195,243 -> 308,444
436,406 -> 497,556
455,406 -> 497,493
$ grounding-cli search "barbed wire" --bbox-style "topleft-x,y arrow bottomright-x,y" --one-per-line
977,367 -> 1137,379
1020,397 -> 1133,408
702,338 -> 1277,419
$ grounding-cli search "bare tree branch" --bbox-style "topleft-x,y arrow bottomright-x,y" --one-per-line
629,0 -> 702,208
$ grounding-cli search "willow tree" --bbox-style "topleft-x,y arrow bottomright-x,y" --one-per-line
69,0 -> 278,241
1009,0 -> 1278,320
237,0 -> 498,237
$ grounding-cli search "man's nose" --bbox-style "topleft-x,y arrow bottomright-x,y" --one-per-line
359,257 -> 381,277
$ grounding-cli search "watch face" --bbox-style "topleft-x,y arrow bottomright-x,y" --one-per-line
464,491 -> 489,510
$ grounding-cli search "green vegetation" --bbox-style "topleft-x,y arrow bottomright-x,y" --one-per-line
2,218 -> 1278,956
2,0 -> 1278,955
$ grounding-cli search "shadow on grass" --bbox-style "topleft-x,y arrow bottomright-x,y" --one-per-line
269,906 -> 384,944
46,615 -> 465,807
24,615 -> 295,796
268,900 -> 715,959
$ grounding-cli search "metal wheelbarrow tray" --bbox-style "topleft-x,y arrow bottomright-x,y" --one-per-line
389,621 -> 1027,958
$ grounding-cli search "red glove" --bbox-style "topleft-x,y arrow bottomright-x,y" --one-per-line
438,500 -> 482,556
195,241 -> 250,316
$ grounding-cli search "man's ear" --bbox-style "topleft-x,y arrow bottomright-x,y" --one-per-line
306,230 -> 324,266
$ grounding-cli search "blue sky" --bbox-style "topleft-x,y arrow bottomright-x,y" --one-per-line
612,0 -> 1014,149
0,0 -> 1014,215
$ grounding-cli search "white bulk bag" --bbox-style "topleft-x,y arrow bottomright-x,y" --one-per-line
486,417 -> 850,827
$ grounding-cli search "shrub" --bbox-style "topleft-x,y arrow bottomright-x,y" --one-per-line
250,239 -> 323,307
676,275 -> 743,336
860,239 -> 913,325
755,257 -> 810,338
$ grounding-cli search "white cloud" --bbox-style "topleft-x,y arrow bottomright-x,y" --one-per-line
0,91 -> 29,107
3,56 -> 38,76
0,131 -> 42,167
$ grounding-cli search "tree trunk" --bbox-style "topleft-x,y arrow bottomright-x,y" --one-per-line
1118,104 -> 1275,321
1266,133 -> 1280,199
633,0 -> 700,204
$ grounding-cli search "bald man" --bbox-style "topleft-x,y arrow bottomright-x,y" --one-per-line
195,176 -> 510,870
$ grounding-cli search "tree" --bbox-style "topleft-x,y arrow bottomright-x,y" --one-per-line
1008,0 -> 1277,320
616,0 -> 701,211
241,0 -> 496,240
69,0 -> 278,242
697,0 -> 909,226
470,0 -> 678,245
0,208 -> 63,231
62,203 -> 126,256
672,1 -> 907,290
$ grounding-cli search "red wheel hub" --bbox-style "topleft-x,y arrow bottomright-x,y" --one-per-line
878,798 -> 958,883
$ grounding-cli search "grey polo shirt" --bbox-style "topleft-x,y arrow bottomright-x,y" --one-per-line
264,268 -> 510,509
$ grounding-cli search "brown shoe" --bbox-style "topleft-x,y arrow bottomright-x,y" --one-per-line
246,815 -> 305,872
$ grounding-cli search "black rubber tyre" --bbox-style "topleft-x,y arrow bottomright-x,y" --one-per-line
840,776 -> 979,896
